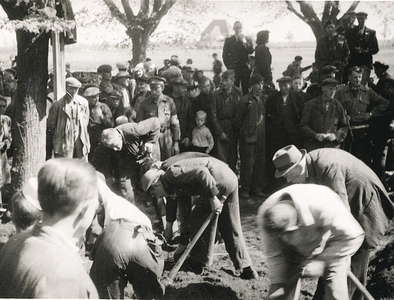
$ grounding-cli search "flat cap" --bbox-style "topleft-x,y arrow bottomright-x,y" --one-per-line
97,64 -> 112,73
249,74 -> 264,86
108,89 -> 123,98
172,77 -> 188,86
148,76 -> 166,86
321,78 -> 339,87
83,87 -> 100,97
116,62 -> 129,70
135,75 -> 148,83
115,71 -> 131,79
294,56 -> 303,61
322,65 -> 339,74
182,65 -> 195,73
222,70 -> 235,80
141,169 -> 165,191
356,11 -> 368,17
65,77 -> 82,88
346,10 -> 356,16
277,76 -> 293,83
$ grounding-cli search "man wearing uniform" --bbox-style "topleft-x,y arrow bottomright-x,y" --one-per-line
137,76 -> 180,160
140,155 -> 258,280
335,66 -> 388,166
347,12 -> 379,70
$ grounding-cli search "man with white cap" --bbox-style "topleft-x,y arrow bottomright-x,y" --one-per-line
257,184 -> 364,300
272,145 -> 394,300
83,85 -> 114,161
140,155 -> 258,279
47,77 -> 90,160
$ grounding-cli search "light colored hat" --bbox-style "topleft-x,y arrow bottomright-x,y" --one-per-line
115,71 -> 131,79
263,201 -> 298,233
140,169 -> 165,191
116,62 -> 129,70
273,145 -> 306,178
83,87 -> 100,97
22,177 -> 42,211
65,77 -> 82,88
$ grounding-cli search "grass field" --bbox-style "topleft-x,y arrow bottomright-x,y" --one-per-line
1,43 -> 393,83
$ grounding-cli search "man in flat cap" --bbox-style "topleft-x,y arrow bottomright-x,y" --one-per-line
114,71 -> 133,109
272,144 -> 394,300
258,184 -> 364,300
265,76 -> 305,192
315,19 -> 350,82
171,77 -> 194,152
137,76 -> 180,160
347,12 -> 379,70
97,64 -> 114,104
300,78 -> 348,152
211,70 -> 242,172
283,56 -> 311,78
47,77 -> 90,160
83,85 -> 114,161
334,66 -> 388,168
131,75 -> 149,120
222,21 -> 254,95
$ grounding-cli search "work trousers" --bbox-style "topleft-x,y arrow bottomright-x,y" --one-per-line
188,170 -> 252,270
90,219 -> 165,299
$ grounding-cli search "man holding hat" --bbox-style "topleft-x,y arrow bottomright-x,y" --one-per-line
137,76 -> 180,160
272,145 -> 394,300
258,184 -> 364,300
266,76 -> 305,192
300,78 -> 348,151
47,77 -> 90,160
83,85 -> 114,161
315,20 -> 350,82
347,12 -> 379,69
172,77 -> 194,152
140,155 -> 258,279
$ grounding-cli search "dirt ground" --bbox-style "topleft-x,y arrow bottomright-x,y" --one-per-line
1,194 -> 393,300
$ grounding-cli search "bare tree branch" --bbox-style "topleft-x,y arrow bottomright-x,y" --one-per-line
285,0 -> 307,22
103,0 -> 128,26
121,0 -> 135,21
346,0 -> 360,14
137,0 -> 149,19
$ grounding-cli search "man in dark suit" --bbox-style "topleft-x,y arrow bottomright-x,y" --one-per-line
272,145 -> 394,300
140,155 -> 258,280
266,76 -> 305,192
347,12 -> 379,69
222,21 -> 254,95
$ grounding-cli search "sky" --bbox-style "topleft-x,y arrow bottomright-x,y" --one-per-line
0,0 -> 390,47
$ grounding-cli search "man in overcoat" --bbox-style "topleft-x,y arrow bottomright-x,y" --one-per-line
272,145 -> 394,300
47,77 -> 90,160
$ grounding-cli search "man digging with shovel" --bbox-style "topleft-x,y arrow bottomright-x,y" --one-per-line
140,155 -> 258,280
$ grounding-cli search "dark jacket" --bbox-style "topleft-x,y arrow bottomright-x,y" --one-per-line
347,26 -> 379,69
222,35 -> 254,70
305,148 -> 394,249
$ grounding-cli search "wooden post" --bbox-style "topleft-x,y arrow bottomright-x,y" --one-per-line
51,31 -> 65,100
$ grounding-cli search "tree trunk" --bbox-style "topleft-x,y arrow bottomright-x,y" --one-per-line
128,28 -> 147,67
11,30 -> 49,190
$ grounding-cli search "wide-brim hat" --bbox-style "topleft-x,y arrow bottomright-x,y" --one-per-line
273,145 -> 306,178
140,169 -> 165,191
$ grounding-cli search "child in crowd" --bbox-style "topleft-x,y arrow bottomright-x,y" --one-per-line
190,110 -> 214,154
292,75 -> 311,104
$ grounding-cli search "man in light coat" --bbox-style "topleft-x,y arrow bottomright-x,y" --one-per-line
47,77 -> 90,160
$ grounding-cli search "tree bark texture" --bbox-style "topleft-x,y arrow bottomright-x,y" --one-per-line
11,30 -> 49,190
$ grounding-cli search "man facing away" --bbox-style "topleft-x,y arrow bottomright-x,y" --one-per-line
0,158 -> 99,298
